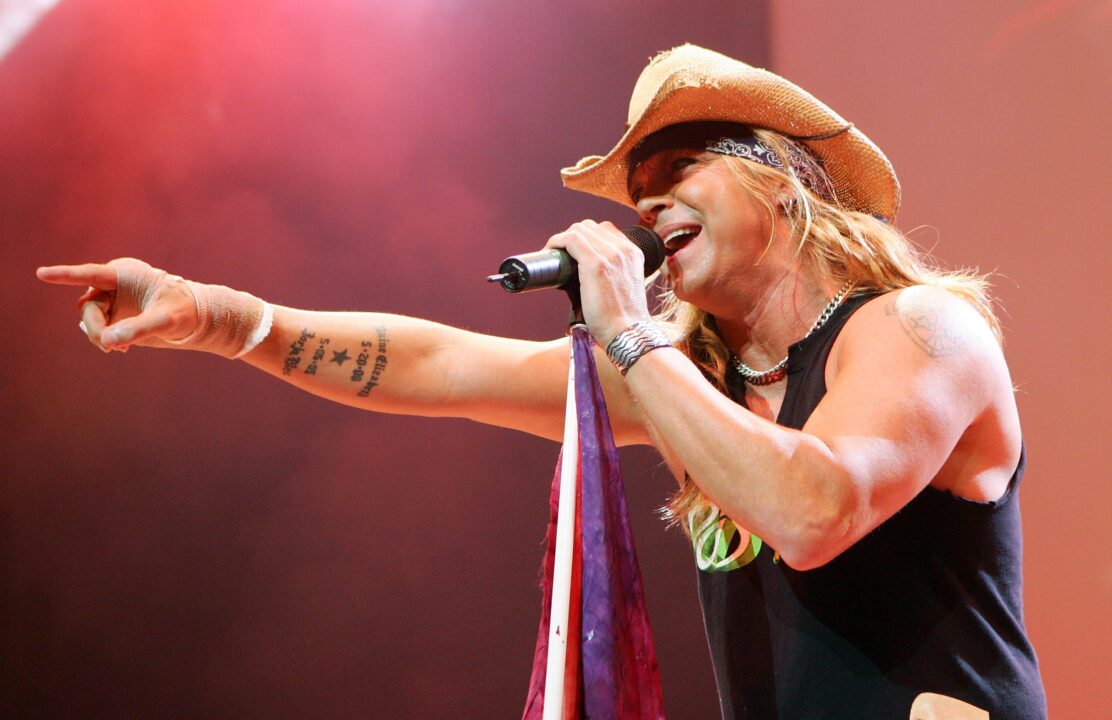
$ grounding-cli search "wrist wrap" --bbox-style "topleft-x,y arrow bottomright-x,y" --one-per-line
164,280 -> 272,359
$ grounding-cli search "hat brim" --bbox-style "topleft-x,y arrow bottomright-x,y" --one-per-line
560,47 -> 901,220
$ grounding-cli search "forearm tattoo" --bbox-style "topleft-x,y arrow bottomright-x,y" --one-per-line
885,297 -> 964,358
353,325 -> 389,397
304,335 -> 331,375
282,328 -> 316,375
280,325 -> 389,396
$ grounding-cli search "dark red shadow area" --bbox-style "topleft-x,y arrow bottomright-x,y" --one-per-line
2,2 -> 768,717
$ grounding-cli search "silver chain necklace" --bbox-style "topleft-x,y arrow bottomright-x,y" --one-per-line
730,281 -> 855,386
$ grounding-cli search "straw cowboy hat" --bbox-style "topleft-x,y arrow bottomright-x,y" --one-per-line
561,43 -> 901,221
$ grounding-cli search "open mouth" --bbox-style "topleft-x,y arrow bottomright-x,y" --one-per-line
663,225 -> 701,256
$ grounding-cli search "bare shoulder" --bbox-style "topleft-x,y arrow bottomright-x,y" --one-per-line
827,285 -> 1020,501
827,285 -> 1013,439
836,285 -> 1003,374
879,285 -> 998,358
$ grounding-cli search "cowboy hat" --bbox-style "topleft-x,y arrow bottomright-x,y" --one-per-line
560,43 -> 901,220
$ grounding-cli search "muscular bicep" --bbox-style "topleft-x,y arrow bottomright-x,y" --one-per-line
801,288 -> 1011,545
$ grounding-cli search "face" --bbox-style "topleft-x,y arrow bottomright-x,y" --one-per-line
628,148 -> 777,308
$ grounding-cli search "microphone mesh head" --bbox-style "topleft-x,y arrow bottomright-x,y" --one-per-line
624,226 -> 665,275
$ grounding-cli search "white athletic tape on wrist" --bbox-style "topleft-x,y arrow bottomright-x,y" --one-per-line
243,302 -> 274,357
163,279 -> 268,359
106,258 -> 268,359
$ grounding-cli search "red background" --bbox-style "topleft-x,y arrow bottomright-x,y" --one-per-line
4,1 -> 1108,717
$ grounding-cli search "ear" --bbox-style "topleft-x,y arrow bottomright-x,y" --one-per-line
768,177 -> 797,210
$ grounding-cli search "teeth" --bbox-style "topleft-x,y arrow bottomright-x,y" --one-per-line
664,226 -> 700,244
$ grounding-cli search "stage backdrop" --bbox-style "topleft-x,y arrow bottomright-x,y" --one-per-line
5,0 -> 1106,717
2,1 -> 766,717
772,2 -> 1112,717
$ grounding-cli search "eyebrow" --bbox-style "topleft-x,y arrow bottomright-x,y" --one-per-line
628,150 -> 702,196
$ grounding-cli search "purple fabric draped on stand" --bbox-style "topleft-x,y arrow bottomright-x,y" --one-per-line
522,326 -> 665,720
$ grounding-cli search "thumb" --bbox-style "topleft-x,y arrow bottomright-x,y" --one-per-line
102,308 -> 178,349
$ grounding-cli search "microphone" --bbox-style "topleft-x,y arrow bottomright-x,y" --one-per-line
487,226 -> 664,293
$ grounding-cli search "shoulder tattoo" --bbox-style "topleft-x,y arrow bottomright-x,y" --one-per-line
884,294 -> 966,358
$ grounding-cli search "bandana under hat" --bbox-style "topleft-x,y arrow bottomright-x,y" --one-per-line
628,121 -> 836,203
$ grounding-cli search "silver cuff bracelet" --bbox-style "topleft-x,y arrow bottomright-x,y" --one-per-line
604,320 -> 671,376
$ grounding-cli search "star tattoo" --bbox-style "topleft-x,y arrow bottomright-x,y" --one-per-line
330,349 -> 351,366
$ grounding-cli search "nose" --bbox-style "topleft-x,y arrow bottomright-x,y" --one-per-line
636,192 -> 672,226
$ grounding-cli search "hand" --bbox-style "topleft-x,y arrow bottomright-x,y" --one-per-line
544,220 -> 652,345
37,258 -> 199,353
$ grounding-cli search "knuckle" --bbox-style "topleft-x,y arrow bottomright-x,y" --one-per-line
85,327 -> 106,349
546,230 -> 573,248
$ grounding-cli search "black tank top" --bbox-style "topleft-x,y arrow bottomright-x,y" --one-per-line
699,292 -> 1047,719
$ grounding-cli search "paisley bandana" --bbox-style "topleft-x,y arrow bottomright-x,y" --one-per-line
629,121 -> 836,203
705,135 -> 835,202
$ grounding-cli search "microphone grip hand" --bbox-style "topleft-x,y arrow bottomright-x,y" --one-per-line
490,227 -> 663,294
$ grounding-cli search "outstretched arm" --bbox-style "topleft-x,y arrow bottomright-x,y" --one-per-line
239,305 -> 599,441
37,258 -> 652,445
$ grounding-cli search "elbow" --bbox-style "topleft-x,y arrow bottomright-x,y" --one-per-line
774,463 -> 858,572
778,541 -> 843,572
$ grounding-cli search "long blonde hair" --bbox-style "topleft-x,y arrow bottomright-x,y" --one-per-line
655,128 -> 1000,525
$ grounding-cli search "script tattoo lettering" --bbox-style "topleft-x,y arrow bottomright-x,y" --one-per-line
303,336 -> 331,375
885,297 -> 964,358
282,328 -> 316,375
354,325 -> 389,397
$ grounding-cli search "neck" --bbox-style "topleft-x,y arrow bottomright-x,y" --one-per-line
713,264 -> 839,372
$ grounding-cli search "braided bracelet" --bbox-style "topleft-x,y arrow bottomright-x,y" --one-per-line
604,320 -> 671,375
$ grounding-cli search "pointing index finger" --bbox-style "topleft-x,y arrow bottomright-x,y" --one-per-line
36,263 -> 118,290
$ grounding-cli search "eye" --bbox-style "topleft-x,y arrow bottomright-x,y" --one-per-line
671,157 -> 697,172
630,153 -> 700,203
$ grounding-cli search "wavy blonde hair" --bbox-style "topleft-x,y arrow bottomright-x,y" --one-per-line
654,128 -> 1001,526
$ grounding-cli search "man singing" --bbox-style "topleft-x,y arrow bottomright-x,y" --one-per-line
40,44 -> 1046,719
